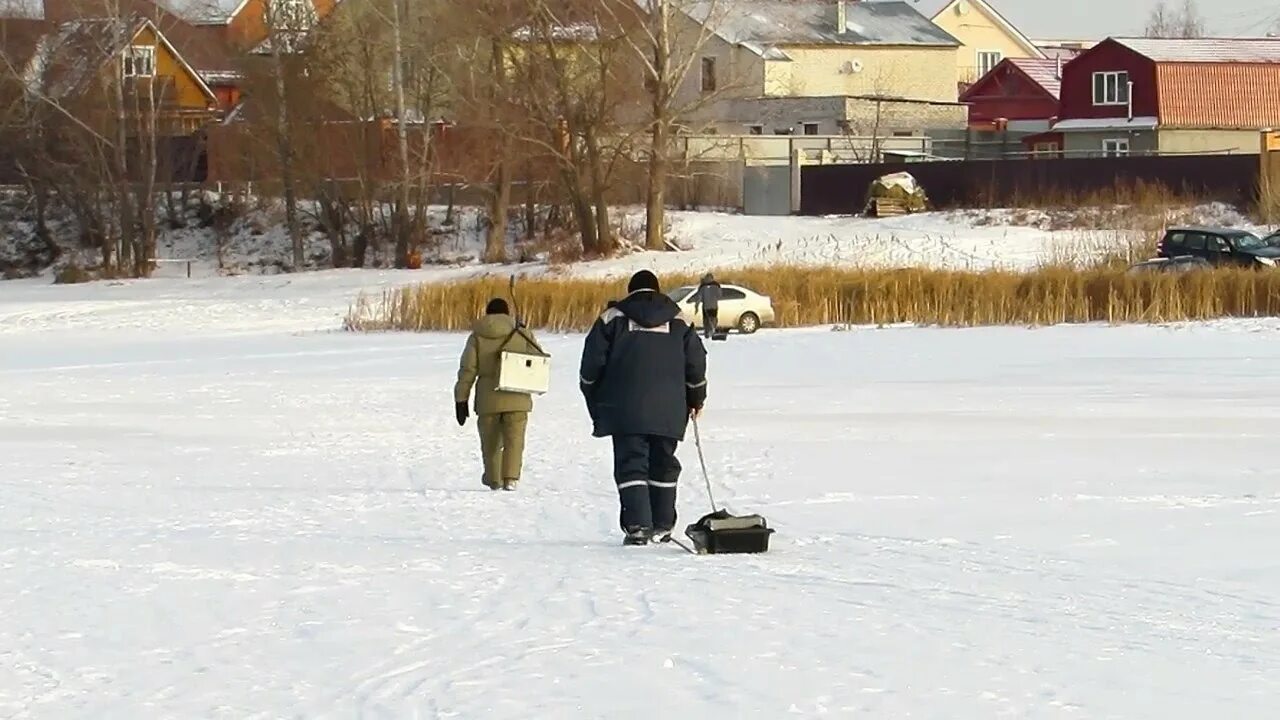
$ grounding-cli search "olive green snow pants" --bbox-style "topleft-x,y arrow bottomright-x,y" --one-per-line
477,412 -> 528,488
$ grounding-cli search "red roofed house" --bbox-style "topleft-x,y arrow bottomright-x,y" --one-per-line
1044,37 -> 1280,158
960,56 -> 1063,134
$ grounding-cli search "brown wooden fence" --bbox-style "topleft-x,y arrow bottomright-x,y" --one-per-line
799,154 -> 1261,214
205,121 -> 563,188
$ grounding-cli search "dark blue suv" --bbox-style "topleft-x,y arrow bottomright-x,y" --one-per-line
1156,226 -> 1280,268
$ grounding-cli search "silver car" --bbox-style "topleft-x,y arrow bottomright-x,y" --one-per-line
665,283 -> 776,334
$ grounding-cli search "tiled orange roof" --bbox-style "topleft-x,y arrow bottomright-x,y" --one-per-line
1156,63 -> 1280,128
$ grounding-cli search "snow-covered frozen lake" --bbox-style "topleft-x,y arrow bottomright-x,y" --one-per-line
3,276 -> 1279,718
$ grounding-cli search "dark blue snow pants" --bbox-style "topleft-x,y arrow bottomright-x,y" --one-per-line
612,434 -> 682,532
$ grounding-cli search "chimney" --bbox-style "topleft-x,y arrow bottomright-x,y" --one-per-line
836,1 -> 847,33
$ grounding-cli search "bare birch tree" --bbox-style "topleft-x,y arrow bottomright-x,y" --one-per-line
602,0 -> 731,250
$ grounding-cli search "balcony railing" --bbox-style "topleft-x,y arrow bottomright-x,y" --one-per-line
123,75 -> 179,107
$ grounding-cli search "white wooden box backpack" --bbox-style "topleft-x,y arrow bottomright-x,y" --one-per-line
496,325 -> 551,395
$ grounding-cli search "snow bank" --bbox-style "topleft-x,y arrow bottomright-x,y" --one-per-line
4,191 -> 1269,284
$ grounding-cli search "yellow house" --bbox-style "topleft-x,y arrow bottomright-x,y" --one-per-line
671,0 -> 967,136
506,22 -> 608,91
21,16 -> 220,135
926,0 -> 1046,87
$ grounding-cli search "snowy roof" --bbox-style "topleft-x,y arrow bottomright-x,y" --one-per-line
23,16 -> 143,100
0,0 -> 42,18
1112,37 -> 1280,64
682,0 -> 960,57
1052,116 -> 1157,131
161,0 -> 246,25
18,15 -> 217,103
511,22 -> 601,43
163,0 -> 336,26
35,0 -> 238,74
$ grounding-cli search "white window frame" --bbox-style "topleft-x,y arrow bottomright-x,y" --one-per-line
1102,138 -> 1130,157
976,50 -> 1002,77
1032,141 -> 1057,156
745,124 -> 763,135
801,122 -> 819,135
122,45 -> 155,78
1092,71 -> 1130,106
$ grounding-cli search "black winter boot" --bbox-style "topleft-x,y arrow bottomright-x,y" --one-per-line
623,526 -> 651,546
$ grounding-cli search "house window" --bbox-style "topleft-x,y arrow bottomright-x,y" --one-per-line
745,124 -> 763,135
976,50 -> 1002,77
123,45 -> 155,78
1092,71 -> 1130,106
1102,138 -> 1130,157
1032,141 -> 1059,157
700,56 -> 716,93
801,122 -> 819,135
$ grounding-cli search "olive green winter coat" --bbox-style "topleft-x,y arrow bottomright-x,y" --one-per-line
454,314 -> 544,415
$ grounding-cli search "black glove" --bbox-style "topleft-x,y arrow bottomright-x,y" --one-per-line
455,401 -> 469,426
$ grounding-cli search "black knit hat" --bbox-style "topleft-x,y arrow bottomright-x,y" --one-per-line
485,298 -> 510,315
628,269 -> 660,293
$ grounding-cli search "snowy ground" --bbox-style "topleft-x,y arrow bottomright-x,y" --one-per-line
4,278 -> 1280,718
4,198 -> 1268,283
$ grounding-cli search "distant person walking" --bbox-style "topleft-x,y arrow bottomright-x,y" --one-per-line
579,270 -> 708,545
694,272 -> 722,339
454,298 -> 543,491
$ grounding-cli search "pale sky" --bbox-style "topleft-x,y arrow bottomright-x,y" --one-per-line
905,0 -> 1280,40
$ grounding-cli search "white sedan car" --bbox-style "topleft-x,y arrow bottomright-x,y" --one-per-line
665,283 -> 776,334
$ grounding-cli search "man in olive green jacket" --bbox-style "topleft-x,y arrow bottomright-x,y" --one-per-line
454,298 -> 543,491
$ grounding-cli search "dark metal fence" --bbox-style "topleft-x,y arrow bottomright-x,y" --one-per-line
799,154 -> 1261,214
0,134 -> 207,185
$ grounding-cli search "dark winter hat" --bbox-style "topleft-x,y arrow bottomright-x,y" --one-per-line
628,270 -> 660,293
485,298 -> 510,315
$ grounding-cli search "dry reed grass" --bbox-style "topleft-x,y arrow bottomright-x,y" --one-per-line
344,264 -> 1280,333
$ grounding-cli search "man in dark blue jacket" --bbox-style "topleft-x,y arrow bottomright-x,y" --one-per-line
579,270 -> 708,545
694,272 -> 721,339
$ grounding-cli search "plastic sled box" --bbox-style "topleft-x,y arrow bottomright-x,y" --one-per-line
686,512 -> 775,554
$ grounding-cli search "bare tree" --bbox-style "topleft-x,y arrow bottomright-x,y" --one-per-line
445,0 -> 526,263
1146,0 -> 1204,38
3,3 -> 185,277
502,1 -> 636,257
603,0 -> 731,250
307,0 -> 393,266
258,0 -> 317,270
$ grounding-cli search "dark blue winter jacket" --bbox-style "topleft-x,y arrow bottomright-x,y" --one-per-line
696,280 -> 722,312
578,289 -> 708,440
